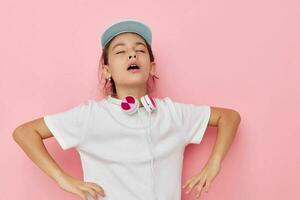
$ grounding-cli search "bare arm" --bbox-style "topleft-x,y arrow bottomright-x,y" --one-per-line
12,117 -> 105,200
182,107 -> 241,198
12,117 -> 65,183
207,107 -> 241,163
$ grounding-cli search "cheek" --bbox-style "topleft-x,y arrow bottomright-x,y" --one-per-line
108,56 -> 123,67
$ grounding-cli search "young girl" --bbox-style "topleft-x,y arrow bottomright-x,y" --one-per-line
13,19 -> 241,200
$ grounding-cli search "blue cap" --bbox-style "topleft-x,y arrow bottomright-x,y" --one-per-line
100,19 -> 152,49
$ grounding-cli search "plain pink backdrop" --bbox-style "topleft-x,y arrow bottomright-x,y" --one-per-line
1,0 -> 299,199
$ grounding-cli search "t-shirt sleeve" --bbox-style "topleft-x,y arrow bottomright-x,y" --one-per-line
43,100 -> 92,150
171,99 -> 211,145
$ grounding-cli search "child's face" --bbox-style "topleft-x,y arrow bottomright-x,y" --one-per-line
102,32 -> 155,90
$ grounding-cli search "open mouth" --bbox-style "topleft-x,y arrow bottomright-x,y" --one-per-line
127,64 -> 141,71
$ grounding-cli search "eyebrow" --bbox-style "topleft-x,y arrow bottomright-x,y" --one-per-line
111,42 -> 146,51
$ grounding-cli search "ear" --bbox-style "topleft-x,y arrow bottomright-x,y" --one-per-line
150,61 -> 156,76
101,63 -> 112,80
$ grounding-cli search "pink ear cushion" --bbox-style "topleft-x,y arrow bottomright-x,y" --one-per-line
125,96 -> 135,103
121,96 -> 136,110
149,95 -> 156,108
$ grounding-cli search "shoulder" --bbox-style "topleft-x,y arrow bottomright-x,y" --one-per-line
154,96 -> 175,111
61,98 -> 102,116
156,96 -> 186,111
155,96 -> 175,105
74,99 -> 97,110
156,96 -> 210,119
81,98 -> 106,108
155,96 -> 182,123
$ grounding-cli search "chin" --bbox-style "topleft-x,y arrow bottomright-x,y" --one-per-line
123,79 -> 147,86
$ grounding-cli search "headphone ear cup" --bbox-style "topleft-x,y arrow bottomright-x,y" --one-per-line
148,95 -> 157,110
140,96 -> 149,113
121,96 -> 139,115
142,95 -> 157,113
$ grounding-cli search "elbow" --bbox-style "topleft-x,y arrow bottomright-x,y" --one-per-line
227,109 -> 241,124
12,125 -> 28,142
232,110 -> 241,124
13,124 -> 42,143
12,126 -> 23,142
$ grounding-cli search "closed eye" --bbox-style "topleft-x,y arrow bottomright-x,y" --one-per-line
116,51 -> 125,54
116,50 -> 145,54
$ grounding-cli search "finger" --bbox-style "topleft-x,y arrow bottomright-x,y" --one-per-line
182,176 -> 196,189
182,180 -> 190,189
195,179 -> 206,198
76,190 -> 88,200
204,181 -> 211,192
85,182 -> 106,197
79,185 -> 98,200
185,177 -> 201,194
182,177 -> 194,188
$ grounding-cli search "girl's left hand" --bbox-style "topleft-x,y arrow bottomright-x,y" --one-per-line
182,157 -> 222,199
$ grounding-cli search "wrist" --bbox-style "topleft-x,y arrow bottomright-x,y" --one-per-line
208,154 -> 223,164
52,169 -> 66,184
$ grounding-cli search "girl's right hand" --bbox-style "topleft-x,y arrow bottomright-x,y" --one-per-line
56,173 -> 106,200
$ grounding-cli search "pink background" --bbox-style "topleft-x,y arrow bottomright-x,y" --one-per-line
1,0 -> 299,199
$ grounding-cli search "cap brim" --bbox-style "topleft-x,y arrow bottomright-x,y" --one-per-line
100,19 -> 152,48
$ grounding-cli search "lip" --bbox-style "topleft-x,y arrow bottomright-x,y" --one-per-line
127,68 -> 141,73
127,60 -> 141,71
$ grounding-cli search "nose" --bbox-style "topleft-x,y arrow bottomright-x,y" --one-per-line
128,51 -> 137,59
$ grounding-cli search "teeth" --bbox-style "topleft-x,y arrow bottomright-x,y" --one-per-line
127,64 -> 140,70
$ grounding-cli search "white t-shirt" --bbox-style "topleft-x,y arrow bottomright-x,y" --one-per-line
43,95 -> 211,200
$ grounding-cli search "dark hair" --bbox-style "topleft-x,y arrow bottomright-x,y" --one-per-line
98,33 -> 159,97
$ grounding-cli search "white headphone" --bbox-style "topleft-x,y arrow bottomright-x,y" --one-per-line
106,94 -> 157,115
